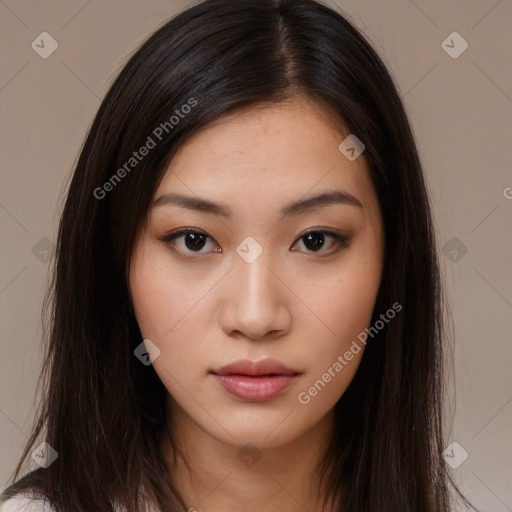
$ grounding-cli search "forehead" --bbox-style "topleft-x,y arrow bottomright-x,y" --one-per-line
155,95 -> 374,209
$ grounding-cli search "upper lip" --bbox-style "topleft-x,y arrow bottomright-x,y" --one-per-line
211,358 -> 298,376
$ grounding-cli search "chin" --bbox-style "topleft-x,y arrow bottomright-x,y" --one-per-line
203,407 -> 326,450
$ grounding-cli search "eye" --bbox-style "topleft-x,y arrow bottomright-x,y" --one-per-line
291,229 -> 349,255
160,228 -> 220,257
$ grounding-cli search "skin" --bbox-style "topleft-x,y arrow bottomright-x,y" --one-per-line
129,95 -> 384,511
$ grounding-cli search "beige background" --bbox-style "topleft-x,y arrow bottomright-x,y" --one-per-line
1,0 -> 511,509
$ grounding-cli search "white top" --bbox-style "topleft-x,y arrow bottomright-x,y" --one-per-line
0,494 -> 56,512
0,493 -> 154,512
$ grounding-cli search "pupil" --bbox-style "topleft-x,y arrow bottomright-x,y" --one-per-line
304,232 -> 324,251
185,232 -> 206,250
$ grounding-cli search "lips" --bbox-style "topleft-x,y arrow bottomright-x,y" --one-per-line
211,358 -> 299,402
212,358 -> 297,377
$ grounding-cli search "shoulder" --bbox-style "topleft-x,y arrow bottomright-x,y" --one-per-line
0,493 -> 56,512
1,469 -> 54,512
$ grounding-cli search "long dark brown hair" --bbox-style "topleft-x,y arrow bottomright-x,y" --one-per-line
1,0 -> 476,510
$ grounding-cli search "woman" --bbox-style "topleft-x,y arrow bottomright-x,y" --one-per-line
0,0 -> 476,510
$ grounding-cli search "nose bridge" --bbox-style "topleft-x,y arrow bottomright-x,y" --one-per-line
221,245 -> 288,338
234,244 -> 279,314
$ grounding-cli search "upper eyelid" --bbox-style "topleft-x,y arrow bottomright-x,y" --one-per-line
165,227 -> 344,239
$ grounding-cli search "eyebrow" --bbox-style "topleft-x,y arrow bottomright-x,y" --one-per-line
152,190 -> 363,218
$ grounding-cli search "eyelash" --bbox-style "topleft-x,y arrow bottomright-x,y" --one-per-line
160,228 -> 350,259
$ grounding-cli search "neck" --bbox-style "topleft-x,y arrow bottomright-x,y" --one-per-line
160,399 -> 337,512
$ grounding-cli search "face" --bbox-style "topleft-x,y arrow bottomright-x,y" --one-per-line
129,95 -> 384,450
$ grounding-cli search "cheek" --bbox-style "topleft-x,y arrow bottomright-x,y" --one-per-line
129,254 -> 206,367
293,281 -> 371,413
295,243 -> 382,388
303,255 -> 381,341
130,268 -> 208,399
130,248 -> 202,337
129,249 -> 235,398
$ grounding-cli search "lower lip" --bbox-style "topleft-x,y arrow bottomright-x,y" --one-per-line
211,374 -> 298,402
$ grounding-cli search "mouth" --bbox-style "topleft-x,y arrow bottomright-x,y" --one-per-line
210,358 -> 300,402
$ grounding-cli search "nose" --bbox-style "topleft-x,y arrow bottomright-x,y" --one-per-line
218,252 -> 292,341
